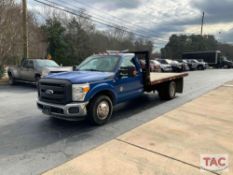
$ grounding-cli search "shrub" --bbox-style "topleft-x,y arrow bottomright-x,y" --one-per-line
0,65 -> 5,79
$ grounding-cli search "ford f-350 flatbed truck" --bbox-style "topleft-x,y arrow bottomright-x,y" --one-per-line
37,51 -> 188,125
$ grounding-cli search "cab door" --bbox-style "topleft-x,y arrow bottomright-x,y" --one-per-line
19,60 -> 29,81
115,56 -> 144,102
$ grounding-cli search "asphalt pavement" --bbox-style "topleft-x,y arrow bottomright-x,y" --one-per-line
0,69 -> 233,175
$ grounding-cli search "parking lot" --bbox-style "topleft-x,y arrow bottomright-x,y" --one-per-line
1,69 -> 233,175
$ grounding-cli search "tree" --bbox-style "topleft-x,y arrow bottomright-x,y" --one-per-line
0,0 -> 47,66
217,43 -> 233,61
0,65 -> 4,79
161,34 -> 218,59
0,2 -> 154,67
42,17 -> 69,65
65,17 -> 93,65
0,0 -> 22,65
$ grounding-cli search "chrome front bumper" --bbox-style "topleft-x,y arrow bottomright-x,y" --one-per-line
37,100 -> 88,121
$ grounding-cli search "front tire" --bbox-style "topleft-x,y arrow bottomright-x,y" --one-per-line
87,95 -> 113,125
158,81 -> 176,100
197,65 -> 204,70
8,73 -> 16,85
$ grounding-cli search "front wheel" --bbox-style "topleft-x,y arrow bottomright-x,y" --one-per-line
197,65 -> 204,70
158,81 -> 176,100
8,73 -> 16,85
87,95 -> 113,125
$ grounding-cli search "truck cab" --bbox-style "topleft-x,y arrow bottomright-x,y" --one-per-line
37,51 -> 187,125
8,59 -> 72,85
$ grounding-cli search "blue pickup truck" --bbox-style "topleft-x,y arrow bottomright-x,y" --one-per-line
37,51 -> 188,125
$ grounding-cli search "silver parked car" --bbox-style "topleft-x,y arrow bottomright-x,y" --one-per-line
185,59 -> 207,70
157,59 -> 174,72
8,59 -> 72,85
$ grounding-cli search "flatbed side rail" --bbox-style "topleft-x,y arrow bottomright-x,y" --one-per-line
150,72 -> 188,86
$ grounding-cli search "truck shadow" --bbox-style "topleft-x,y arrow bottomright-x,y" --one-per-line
0,83 -> 36,91
0,93 -> 165,159
111,93 -> 163,121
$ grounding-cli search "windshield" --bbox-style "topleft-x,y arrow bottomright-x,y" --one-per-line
222,56 -> 228,61
158,59 -> 168,64
36,60 -> 59,68
192,60 -> 198,63
78,55 -> 120,72
166,59 -> 173,64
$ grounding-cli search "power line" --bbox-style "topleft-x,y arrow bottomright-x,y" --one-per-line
46,0 -> 166,41
34,0 -> 152,39
66,0 -> 163,39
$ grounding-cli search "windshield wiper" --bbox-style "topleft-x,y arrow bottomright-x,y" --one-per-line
81,69 -> 99,72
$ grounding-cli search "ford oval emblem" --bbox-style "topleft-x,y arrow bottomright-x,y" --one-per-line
45,89 -> 54,95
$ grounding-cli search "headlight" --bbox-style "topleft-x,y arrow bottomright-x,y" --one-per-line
72,83 -> 90,101
41,70 -> 49,78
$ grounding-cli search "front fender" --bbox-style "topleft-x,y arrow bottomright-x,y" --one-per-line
8,67 -> 20,79
85,83 -> 117,104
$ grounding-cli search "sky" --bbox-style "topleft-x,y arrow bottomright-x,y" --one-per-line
28,0 -> 233,51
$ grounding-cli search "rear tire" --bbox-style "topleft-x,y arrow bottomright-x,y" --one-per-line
35,75 -> 41,87
158,81 -> 176,100
197,65 -> 204,70
87,95 -> 113,126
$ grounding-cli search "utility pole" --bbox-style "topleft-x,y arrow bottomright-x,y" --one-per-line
22,0 -> 28,59
201,12 -> 205,36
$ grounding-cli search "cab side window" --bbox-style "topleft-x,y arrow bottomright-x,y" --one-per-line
22,60 -> 28,68
120,56 -> 137,69
27,60 -> 34,69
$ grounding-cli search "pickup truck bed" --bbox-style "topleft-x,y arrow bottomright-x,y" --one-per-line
149,72 -> 188,85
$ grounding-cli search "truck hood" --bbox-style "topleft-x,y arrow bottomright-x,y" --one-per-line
43,66 -> 73,73
46,71 -> 115,83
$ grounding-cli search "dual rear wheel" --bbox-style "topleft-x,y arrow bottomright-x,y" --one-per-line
158,81 -> 176,100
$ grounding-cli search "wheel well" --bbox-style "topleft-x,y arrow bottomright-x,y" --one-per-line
91,90 -> 116,104
35,74 -> 41,78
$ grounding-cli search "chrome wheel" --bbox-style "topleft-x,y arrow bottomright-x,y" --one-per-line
97,101 -> 110,120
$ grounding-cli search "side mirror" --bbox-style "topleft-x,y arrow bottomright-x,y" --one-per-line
119,67 -> 137,77
73,65 -> 77,71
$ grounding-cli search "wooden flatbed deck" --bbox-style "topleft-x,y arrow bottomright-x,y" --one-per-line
149,72 -> 188,85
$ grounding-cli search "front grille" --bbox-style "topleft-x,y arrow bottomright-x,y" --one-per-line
68,107 -> 79,114
38,79 -> 72,104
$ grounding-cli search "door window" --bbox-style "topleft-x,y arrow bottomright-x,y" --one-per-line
120,56 -> 136,69
27,60 -> 34,69
22,60 -> 28,68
